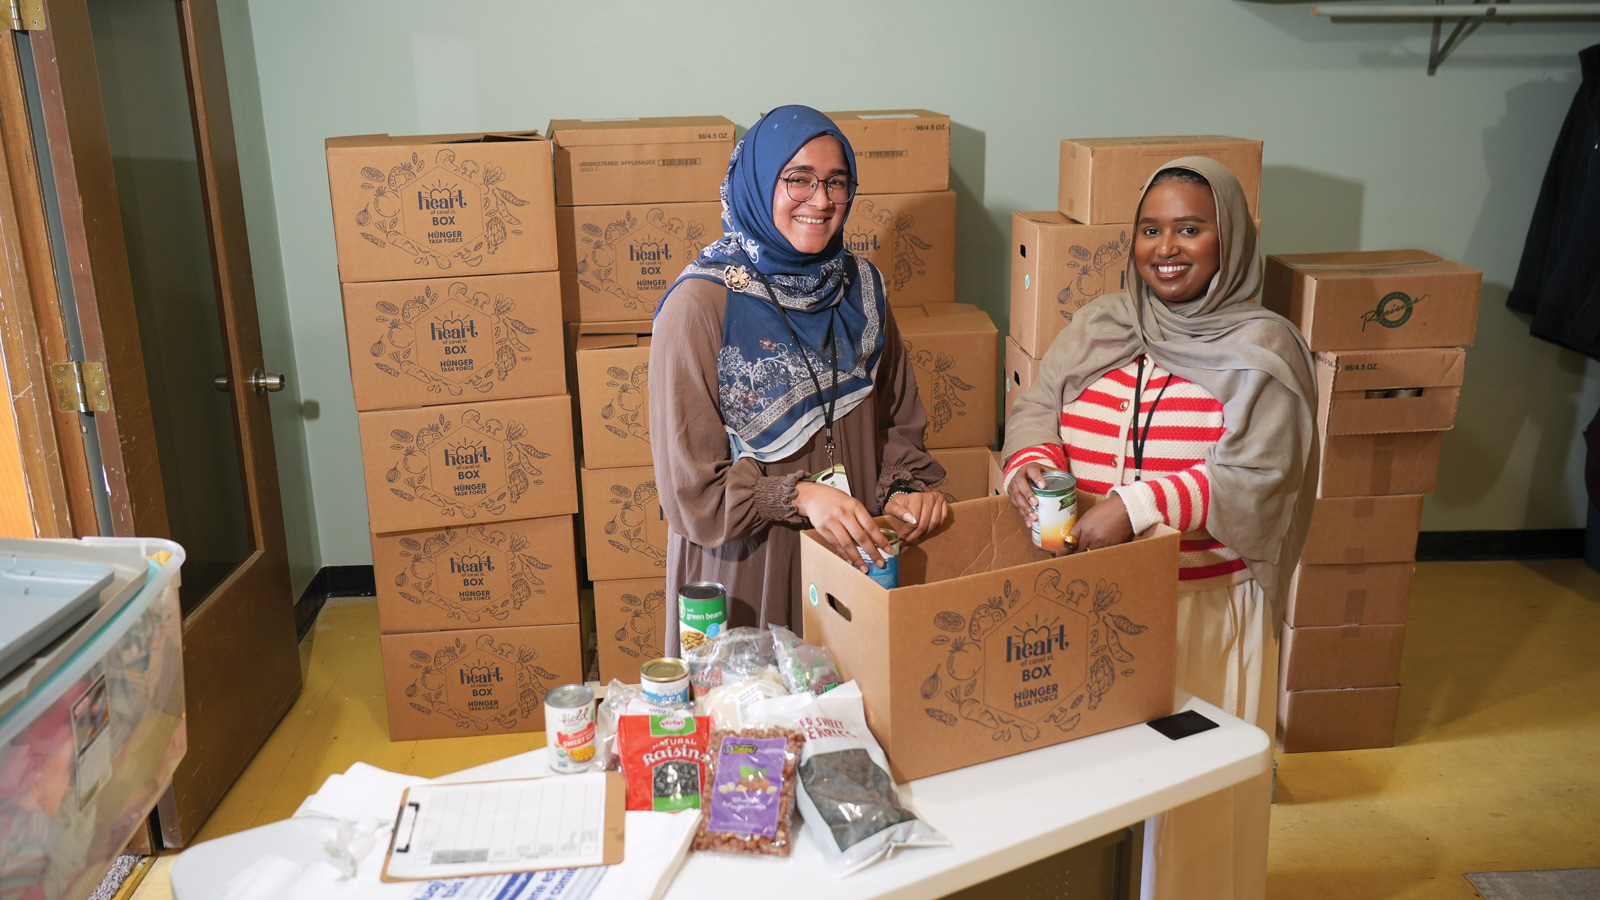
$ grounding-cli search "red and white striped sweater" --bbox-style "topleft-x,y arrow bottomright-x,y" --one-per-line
1004,356 -> 1250,585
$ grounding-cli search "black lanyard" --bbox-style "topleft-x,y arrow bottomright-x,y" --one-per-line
744,264 -> 842,461
1129,355 -> 1172,482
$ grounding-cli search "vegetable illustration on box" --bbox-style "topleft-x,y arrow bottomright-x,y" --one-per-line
575,208 -> 709,313
903,344 -> 974,434
1057,231 -> 1130,322
352,148 -> 529,271
382,410 -> 550,519
921,569 -> 1147,743
612,586 -> 665,660
601,363 -> 650,443
401,633 -> 562,732
366,281 -> 542,397
851,197 -> 933,293
390,525 -> 554,624
604,480 -> 667,568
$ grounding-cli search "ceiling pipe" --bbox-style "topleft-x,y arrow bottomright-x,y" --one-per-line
1312,3 -> 1600,17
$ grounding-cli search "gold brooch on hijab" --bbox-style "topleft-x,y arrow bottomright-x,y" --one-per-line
722,266 -> 752,292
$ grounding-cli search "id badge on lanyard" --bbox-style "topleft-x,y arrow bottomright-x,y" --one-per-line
810,462 -> 852,496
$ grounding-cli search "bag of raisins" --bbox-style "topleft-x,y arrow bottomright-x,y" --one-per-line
749,681 -> 948,874
616,713 -> 711,812
690,726 -> 803,856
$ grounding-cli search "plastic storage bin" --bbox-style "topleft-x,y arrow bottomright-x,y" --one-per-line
0,538 -> 186,900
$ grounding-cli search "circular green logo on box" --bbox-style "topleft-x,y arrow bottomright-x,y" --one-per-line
1361,291 -> 1426,331
809,584 -> 819,607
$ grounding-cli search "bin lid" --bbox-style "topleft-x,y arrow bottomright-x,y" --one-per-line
0,555 -> 114,682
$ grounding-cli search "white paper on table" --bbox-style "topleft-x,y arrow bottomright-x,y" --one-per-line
384,774 -> 610,880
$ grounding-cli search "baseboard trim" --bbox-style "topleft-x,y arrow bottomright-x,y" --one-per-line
293,565 -> 377,641
1416,529 -> 1585,562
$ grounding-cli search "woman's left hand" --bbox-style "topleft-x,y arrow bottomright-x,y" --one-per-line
1068,494 -> 1134,554
885,491 -> 948,543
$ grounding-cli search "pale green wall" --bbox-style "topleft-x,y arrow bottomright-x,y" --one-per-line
224,0 -> 1600,578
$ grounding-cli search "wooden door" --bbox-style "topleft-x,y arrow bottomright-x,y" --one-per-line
3,0 -> 302,846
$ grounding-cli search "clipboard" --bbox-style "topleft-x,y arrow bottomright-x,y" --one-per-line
380,771 -> 626,882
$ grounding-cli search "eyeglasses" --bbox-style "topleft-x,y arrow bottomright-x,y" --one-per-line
780,171 -> 856,204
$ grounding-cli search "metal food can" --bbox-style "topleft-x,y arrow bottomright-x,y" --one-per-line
677,581 -> 727,653
544,684 -> 596,774
1391,387 -> 1425,398
640,657 -> 691,706
1364,389 -> 1393,399
1031,470 -> 1080,552
857,528 -> 901,589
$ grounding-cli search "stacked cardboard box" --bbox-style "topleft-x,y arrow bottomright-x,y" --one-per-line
833,112 -> 999,469
1008,136 -> 1264,421
1264,249 -> 1481,752
550,118 -> 736,682
328,132 -> 584,740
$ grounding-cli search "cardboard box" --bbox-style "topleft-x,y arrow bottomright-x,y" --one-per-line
359,395 -> 578,534
988,450 -> 1005,498
827,109 -> 950,194
380,623 -> 583,740
1315,348 -> 1466,436
575,333 -> 653,469
326,132 -> 558,284
1058,136 -> 1263,225
896,303 -> 998,449
1279,622 -> 1405,690
593,577 -> 667,684
1301,495 -> 1424,566
1004,336 -> 1042,421
556,202 -> 722,322
1263,251 -> 1482,351
1277,684 -> 1400,752
1009,212 -> 1132,358
581,464 -> 667,580
342,272 -> 565,411
849,191 -> 956,306
1284,562 -> 1415,628
802,494 -> 1178,782
929,446 -> 994,503
1320,432 -> 1444,498
548,117 -> 735,206
371,515 -> 580,634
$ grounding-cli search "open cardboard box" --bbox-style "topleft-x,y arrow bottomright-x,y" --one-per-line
801,493 -> 1178,782
928,446 -> 994,503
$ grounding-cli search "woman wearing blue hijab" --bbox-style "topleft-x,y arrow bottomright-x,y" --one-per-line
650,105 -> 947,653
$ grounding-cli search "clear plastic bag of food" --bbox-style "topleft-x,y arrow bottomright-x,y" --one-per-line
696,666 -> 790,730
682,626 -> 778,699
691,726 -> 803,857
768,624 -> 843,695
593,679 -> 683,772
616,712 -> 711,811
748,681 -> 948,875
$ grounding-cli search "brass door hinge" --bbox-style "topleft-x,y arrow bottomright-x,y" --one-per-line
5,0 -> 44,31
53,361 -> 109,413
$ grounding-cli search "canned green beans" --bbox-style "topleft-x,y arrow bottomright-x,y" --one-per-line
678,581 -> 727,653
1031,470 -> 1079,552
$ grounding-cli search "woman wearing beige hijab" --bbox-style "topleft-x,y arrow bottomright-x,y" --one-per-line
1002,157 -> 1316,900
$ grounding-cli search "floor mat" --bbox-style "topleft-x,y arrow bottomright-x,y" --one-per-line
1465,868 -> 1600,900
88,854 -> 142,900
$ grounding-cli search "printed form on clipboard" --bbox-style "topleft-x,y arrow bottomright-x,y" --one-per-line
382,772 -> 626,882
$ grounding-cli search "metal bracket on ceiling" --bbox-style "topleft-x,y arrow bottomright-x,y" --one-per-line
4,0 -> 44,32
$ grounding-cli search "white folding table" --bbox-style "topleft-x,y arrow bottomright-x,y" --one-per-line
169,692 -> 1269,900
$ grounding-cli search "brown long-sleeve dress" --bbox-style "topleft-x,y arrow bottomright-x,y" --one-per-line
649,275 -> 944,656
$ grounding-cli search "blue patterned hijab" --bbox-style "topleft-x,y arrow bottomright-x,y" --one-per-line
665,105 -> 886,462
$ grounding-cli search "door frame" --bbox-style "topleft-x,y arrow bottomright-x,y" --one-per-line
11,0 -> 303,846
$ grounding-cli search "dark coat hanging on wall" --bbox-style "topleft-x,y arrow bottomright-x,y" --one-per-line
1508,44 -> 1600,361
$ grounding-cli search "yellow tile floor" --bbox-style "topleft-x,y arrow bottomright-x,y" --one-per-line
132,559 -> 1600,899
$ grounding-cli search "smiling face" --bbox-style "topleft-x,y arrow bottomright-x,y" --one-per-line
1133,179 -> 1222,305
771,135 -> 849,255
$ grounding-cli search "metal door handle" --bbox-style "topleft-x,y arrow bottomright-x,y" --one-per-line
213,368 -> 287,397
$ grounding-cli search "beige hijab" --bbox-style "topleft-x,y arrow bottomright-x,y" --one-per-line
1002,156 -> 1318,626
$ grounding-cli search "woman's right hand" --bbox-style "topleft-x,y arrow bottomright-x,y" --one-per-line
1007,463 -> 1047,526
795,481 -> 890,573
